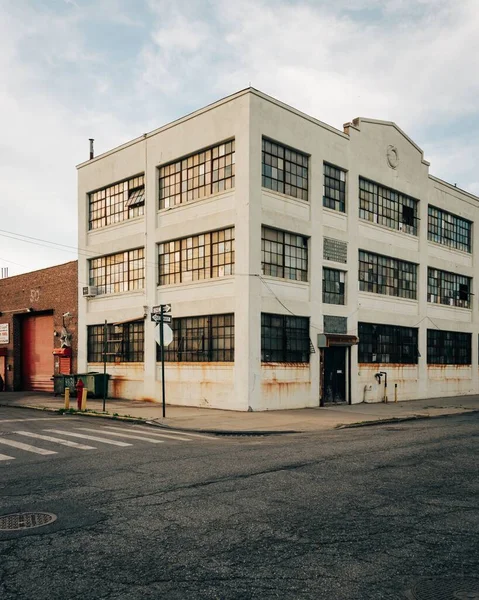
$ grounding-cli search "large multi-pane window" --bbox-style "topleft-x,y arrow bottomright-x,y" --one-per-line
427,329 -> 471,365
261,313 -> 310,363
261,227 -> 308,282
160,314 -> 234,362
359,250 -> 417,299
427,268 -> 472,309
358,323 -> 418,364
158,228 -> 235,285
89,248 -> 145,295
323,268 -> 345,305
89,174 -> 145,230
359,178 -> 419,235
428,206 -> 472,253
87,321 -> 144,362
262,138 -> 308,201
323,163 -> 346,212
159,140 -> 235,209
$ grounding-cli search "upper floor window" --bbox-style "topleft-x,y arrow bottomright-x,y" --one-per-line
89,174 -> 145,231
359,250 -> 417,300
323,163 -> 346,212
261,313 -> 310,363
261,226 -> 308,282
159,140 -> 235,209
359,177 -> 419,236
323,268 -> 345,305
427,329 -> 471,365
358,322 -> 418,364
262,138 -> 308,201
427,268 -> 472,309
89,248 -> 145,295
160,314 -> 234,362
428,206 -> 472,253
87,321 -> 144,363
158,227 -> 235,285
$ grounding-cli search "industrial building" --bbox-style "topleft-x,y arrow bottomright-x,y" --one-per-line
77,88 -> 479,410
0,261 -> 78,392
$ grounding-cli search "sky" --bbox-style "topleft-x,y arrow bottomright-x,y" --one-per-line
0,0 -> 478,276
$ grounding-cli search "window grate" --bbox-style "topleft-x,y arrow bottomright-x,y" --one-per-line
323,238 -> 347,263
261,226 -> 308,282
359,323 -> 418,364
262,138 -> 308,201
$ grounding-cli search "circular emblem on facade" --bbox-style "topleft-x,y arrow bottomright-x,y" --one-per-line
386,145 -> 399,169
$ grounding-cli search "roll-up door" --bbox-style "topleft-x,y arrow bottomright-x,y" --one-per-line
22,314 -> 54,392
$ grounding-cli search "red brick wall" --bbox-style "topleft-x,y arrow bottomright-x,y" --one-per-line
0,261 -> 78,391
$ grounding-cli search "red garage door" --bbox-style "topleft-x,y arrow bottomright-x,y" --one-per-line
22,314 -> 54,392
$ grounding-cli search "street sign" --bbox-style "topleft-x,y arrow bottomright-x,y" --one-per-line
155,324 -> 173,346
152,304 -> 171,314
151,313 -> 171,323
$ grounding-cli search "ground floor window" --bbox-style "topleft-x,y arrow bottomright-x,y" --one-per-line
87,321 -> 144,362
358,322 -> 418,364
427,329 -> 471,365
159,314 -> 234,362
261,313 -> 310,363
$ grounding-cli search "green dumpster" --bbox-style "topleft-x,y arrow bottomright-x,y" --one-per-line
54,374 -> 78,396
77,372 -> 109,398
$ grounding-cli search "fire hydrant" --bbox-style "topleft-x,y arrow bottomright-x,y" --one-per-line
76,379 -> 85,410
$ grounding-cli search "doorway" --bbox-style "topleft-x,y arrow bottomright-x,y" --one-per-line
323,346 -> 346,404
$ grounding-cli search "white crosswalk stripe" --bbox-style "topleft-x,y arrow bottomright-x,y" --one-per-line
77,428 -> 164,444
0,437 -> 57,455
0,453 -> 15,461
45,429 -> 131,447
103,425 -> 192,442
143,426 -> 219,440
15,431 -> 96,450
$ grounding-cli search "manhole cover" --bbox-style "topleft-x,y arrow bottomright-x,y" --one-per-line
406,579 -> 479,599
0,512 -> 57,531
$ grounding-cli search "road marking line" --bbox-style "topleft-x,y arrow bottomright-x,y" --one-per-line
45,430 -> 131,447
0,418 -> 70,423
15,431 -> 96,450
144,427 -> 219,440
101,426 -> 192,442
0,438 -> 57,455
77,428 -> 164,444
0,453 -> 15,461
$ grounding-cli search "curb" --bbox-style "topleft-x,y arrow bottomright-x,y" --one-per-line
0,403 -> 146,424
335,409 -> 479,429
146,419 -> 300,436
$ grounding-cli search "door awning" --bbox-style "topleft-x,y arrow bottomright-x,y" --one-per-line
318,334 -> 359,348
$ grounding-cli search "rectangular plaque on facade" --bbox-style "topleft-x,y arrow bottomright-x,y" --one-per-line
0,323 -> 9,344
323,315 -> 347,334
323,237 -> 347,263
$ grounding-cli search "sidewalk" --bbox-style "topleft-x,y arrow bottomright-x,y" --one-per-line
1,391 -> 478,434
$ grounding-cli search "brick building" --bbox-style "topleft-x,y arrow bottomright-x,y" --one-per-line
0,261 -> 78,392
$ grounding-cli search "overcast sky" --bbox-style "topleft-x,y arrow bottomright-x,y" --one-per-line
1,0 -> 478,277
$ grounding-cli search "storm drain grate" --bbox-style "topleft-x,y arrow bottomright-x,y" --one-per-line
405,579 -> 479,599
0,512 -> 57,531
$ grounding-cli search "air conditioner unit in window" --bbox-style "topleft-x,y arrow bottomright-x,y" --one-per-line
398,222 -> 404,231
82,286 -> 97,298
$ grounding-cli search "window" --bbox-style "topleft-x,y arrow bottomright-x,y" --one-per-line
87,321 -> 144,362
262,138 -> 308,201
89,174 -> 145,230
428,206 -> 472,253
359,250 -> 417,299
323,163 -> 346,212
89,248 -> 145,295
323,268 -> 345,305
427,329 -> 471,365
359,177 -> 419,235
261,226 -> 308,282
159,140 -> 235,209
427,268 -> 472,308
261,313 -> 310,363
160,314 -> 234,362
158,228 -> 235,285
358,323 -> 418,364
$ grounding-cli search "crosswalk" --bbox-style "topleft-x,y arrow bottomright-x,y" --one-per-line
0,424 -> 212,462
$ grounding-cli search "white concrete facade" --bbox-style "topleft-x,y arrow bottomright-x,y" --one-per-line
77,88 -> 479,410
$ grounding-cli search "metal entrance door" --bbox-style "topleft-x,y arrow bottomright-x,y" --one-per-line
323,346 -> 346,404
21,314 -> 54,392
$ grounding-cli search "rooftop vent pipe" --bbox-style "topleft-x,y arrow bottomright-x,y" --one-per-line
89,138 -> 94,160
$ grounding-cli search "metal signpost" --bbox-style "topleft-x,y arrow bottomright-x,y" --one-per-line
152,304 -> 172,418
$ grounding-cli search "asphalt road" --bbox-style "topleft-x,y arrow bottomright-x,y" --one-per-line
0,407 -> 478,600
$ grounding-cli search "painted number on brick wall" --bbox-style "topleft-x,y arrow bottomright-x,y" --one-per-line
30,289 -> 40,303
